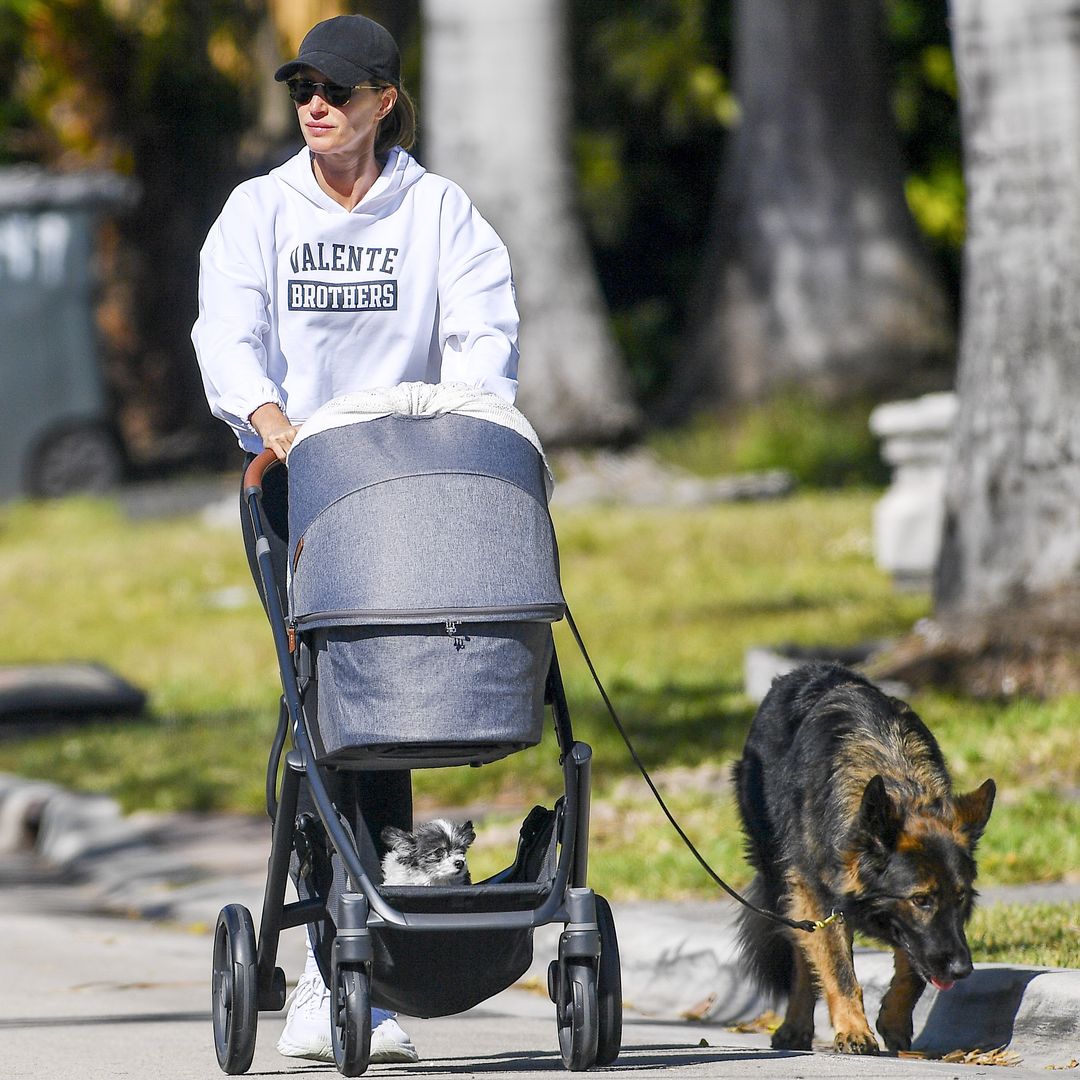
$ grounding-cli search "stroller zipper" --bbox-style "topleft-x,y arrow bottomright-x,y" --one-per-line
292,603 -> 566,628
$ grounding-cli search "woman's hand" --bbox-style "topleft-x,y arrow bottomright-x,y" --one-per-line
249,402 -> 299,461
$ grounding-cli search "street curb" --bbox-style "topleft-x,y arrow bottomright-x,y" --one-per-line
531,904 -> 1080,1068
2,772 -> 1078,1068
0,773 -> 268,923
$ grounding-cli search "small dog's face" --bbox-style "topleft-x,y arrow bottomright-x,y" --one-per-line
380,819 -> 475,886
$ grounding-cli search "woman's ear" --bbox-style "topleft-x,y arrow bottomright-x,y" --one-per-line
377,87 -> 397,121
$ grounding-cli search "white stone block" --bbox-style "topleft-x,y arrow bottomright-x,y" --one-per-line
869,392 -> 957,589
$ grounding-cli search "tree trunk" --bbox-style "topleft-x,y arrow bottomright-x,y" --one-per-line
875,0 -> 1080,698
420,0 -> 641,445
668,0 -> 953,416
936,0 -> 1080,616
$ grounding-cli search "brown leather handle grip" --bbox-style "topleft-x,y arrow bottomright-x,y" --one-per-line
243,447 -> 283,492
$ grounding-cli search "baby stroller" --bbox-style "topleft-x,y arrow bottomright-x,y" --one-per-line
211,386 -> 622,1075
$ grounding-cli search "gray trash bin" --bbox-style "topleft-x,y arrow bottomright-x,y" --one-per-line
0,167 -> 137,501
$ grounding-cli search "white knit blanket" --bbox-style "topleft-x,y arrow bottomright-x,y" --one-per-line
289,382 -> 554,499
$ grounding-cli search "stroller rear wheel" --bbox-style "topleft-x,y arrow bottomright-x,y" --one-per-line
553,959 -> 599,1071
595,896 -> 623,1065
331,962 -> 372,1076
212,904 -> 258,1074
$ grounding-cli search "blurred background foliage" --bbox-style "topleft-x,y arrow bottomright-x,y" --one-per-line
0,0 -> 962,479
569,0 -> 961,404
648,391 -> 891,489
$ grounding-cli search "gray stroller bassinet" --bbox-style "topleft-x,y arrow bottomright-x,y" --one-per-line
287,404 -> 562,768
212,387 -> 622,1077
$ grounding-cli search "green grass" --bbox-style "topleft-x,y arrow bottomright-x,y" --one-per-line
968,902 -> 1080,969
647,392 -> 890,488
2,489 -> 925,812
3,486 -> 1079,959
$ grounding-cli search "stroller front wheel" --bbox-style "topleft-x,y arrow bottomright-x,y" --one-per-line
554,959 -> 599,1071
212,904 -> 258,1074
595,896 -> 623,1065
331,962 -> 372,1076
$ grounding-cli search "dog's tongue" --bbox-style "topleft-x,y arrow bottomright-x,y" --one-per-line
931,978 -> 955,992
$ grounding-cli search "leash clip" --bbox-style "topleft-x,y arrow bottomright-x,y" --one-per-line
811,910 -> 845,931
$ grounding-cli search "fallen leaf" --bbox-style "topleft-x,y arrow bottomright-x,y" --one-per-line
728,1010 -> 783,1035
940,1046 -> 1022,1067
681,993 -> 717,1021
515,976 -> 548,997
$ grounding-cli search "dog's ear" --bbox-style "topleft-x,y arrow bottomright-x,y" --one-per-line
381,825 -> 410,850
460,820 -> 476,847
953,778 -> 996,848
854,775 -> 903,855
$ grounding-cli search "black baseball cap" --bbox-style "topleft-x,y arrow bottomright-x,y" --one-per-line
274,15 -> 400,87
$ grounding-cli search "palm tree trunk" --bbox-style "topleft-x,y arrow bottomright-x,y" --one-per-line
421,0 -> 640,445
668,0 -> 953,416
936,0 -> 1080,617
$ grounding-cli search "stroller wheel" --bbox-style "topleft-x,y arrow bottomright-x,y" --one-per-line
555,959 -> 599,1071
331,962 -> 372,1076
212,904 -> 258,1074
595,896 -> 623,1065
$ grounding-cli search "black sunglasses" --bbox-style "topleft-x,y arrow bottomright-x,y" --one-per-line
286,78 -> 383,107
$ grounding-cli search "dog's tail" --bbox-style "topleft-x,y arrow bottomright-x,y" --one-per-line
733,751 -> 794,999
735,872 -> 795,1001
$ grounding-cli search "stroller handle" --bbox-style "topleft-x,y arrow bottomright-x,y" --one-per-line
243,447 -> 283,494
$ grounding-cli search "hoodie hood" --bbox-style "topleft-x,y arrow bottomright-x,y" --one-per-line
271,145 -> 426,216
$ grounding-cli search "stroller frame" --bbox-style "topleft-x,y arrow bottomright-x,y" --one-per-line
211,449 -> 622,1075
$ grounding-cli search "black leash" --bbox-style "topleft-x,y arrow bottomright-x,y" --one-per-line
564,607 -> 839,935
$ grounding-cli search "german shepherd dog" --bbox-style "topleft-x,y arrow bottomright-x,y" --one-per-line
733,663 -> 995,1054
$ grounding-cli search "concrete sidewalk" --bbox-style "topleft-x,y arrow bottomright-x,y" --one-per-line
1,772 -> 1077,1069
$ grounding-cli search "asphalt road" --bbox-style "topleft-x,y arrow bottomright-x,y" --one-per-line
2,851 -> 1065,1080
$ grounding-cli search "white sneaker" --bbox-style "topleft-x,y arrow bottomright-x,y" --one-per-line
276,972 -> 419,1064
370,1016 -> 420,1064
276,971 -> 334,1062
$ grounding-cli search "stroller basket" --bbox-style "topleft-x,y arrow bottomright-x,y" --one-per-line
365,802 -> 562,1016
287,411 -> 564,767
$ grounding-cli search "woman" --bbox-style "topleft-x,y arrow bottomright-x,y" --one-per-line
192,14 -> 520,1065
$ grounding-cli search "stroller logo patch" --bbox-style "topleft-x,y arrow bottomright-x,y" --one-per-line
288,279 -> 398,311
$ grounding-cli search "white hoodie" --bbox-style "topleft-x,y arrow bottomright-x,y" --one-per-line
192,146 -> 519,452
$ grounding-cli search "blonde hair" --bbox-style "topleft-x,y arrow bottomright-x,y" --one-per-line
376,83 -> 417,156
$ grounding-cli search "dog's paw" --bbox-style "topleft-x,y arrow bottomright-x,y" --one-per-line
772,1022 -> 813,1051
833,1029 -> 880,1055
877,1019 -> 913,1053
